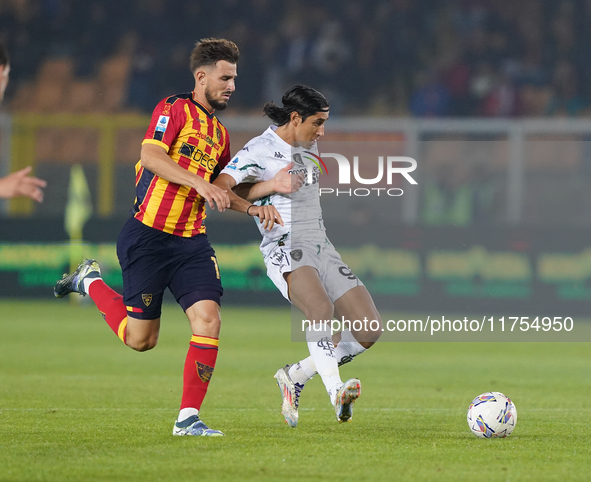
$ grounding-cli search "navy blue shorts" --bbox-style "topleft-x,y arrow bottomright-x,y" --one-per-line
116,217 -> 223,319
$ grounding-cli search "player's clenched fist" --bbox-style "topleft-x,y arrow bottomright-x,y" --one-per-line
249,205 -> 283,230
194,177 -> 231,212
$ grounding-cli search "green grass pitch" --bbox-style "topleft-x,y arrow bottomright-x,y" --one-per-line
0,300 -> 590,481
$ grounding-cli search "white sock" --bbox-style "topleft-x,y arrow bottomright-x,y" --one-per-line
289,330 -> 367,385
335,329 -> 367,366
82,276 -> 101,294
177,407 -> 199,423
288,358 -> 316,385
305,325 -> 342,403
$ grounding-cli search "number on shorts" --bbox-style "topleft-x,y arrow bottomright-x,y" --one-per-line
338,266 -> 357,280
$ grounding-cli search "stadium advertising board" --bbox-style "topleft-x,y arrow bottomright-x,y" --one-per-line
0,227 -> 588,318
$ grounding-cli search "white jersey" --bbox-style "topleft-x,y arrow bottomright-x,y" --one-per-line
221,125 -> 326,257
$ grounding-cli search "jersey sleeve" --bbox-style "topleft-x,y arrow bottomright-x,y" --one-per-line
210,131 -> 231,183
220,146 -> 267,184
142,97 -> 185,152
217,128 -> 231,170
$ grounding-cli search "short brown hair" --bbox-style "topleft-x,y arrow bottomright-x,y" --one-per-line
190,38 -> 239,73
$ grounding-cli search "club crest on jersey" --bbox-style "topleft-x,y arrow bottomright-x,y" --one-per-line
196,361 -> 214,382
216,127 -> 222,141
142,294 -> 153,306
292,153 -> 304,165
291,249 -> 303,262
155,115 -> 169,133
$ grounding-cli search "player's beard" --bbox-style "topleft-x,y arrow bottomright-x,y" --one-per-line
205,86 -> 229,111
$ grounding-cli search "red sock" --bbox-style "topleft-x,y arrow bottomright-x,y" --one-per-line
88,280 -> 128,344
180,335 -> 219,411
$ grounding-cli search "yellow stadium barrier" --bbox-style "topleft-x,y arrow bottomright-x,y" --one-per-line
9,113 -> 149,216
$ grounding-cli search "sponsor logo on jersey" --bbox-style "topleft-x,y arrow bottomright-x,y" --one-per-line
290,151 -> 327,186
162,103 -> 172,115
303,150 -> 329,174
178,142 -> 219,172
155,115 -> 170,133
274,151 -> 286,159
183,131 -> 220,150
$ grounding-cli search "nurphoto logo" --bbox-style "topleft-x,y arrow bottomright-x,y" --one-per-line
319,153 -> 417,197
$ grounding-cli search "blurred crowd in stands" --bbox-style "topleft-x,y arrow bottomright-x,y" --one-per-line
1,0 -> 590,117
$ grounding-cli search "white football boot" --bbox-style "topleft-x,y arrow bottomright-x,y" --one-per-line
274,365 -> 304,428
334,378 -> 361,423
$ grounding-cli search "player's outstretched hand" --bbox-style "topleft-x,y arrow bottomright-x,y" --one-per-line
272,162 -> 305,194
0,166 -> 47,202
194,177 -> 230,212
250,205 -> 283,230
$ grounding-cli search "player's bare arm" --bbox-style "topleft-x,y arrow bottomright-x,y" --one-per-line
0,166 -> 47,202
214,173 -> 283,230
141,143 -> 230,212
233,162 -> 304,202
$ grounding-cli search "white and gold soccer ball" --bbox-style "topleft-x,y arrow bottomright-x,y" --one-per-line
467,392 -> 517,438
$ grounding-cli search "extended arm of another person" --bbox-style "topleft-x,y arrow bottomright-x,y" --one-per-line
0,166 -> 47,202
213,173 -> 283,230
232,162 -> 304,202
141,143 -> 229,212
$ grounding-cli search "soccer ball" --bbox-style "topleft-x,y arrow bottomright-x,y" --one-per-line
467,392 -> 517,438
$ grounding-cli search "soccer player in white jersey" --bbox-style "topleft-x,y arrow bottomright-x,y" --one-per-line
214,85 -> 382,426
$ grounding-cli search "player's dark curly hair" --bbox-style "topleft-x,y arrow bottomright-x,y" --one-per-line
264,85 -> 329,126
190,38 -> 240,73
0,41 -> 9,67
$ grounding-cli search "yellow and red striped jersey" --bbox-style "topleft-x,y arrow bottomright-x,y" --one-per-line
133,92 -> 231,237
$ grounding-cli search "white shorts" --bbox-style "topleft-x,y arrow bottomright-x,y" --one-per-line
263,237 -> 364,303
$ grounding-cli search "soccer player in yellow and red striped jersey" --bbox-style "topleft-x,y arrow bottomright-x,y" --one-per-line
134,89 -> 231,236
54,38 -> 282,437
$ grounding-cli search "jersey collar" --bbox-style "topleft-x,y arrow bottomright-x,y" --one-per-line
268,125 -> 293,152
191,93 -> 215,118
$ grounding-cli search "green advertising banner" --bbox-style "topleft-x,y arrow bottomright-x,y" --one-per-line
0,226 -> 590,314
